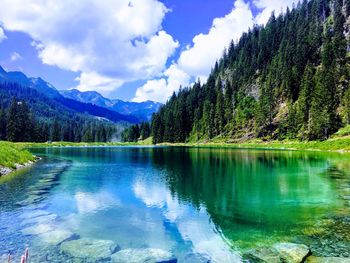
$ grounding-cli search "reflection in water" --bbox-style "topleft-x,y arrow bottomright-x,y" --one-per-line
150,148 -> 342,247
0,147 -> 348,262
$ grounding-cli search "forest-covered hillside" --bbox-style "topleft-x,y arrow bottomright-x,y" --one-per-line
0,82 -> 125,142
147,0 -> 350,143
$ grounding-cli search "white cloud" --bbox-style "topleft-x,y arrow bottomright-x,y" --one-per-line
133,0 -> 254,103
178,0 -> 253,78
254,0 -> 298,25
133,64 -> 190,102
0,27 -> 6,43
75,72 -> 124,93
0,0 -> 178,95
10,52 -> 22,62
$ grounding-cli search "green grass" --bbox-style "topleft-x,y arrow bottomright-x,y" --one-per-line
158,136 -> 350,152
0,141 -> 35,168
14,133 -> 350,152
334,125 -> 350,137
16,141 -> 141,148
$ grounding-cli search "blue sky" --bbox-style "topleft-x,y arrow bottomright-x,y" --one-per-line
0,0 -> 296,102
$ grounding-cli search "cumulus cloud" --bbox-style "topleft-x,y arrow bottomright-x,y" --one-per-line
133,64 -> 190,102
10,52 -> 22,62
133,0 -> 254,102
0,0 -> 178,95
0,27 -> 6,43
178,0 -> 253,78
254,0 -> 298,25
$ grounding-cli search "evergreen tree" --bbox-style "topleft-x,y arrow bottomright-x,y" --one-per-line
0,107 -> 6,140
6,99 -> 32,142
297,64 -> 315,137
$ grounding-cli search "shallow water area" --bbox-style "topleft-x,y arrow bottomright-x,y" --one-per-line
1,146 -> 350,262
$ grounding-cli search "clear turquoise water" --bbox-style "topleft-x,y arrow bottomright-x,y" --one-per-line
0,147 -> 349,262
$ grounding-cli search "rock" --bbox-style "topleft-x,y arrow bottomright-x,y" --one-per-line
273,243 -> 311,263
244,247 -> 280,263
0,166 -> 12,176
181,252 -> 211,263
21,214 -> 57,226
306,256 -> 350,263
39,229 -> 75,245
19,210 -> 51,219
22,223 -> 54,235
60,238 -> 119,262
111,248 -> 176,263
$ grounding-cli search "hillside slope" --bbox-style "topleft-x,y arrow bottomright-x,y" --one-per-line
0,66 -> 138,124
150,0 -> 350,144
60,89 -> 161,121
0,82 -> 124,142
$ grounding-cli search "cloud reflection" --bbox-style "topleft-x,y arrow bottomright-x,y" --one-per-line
75,191 -> 120,214
132,178 -> 241,262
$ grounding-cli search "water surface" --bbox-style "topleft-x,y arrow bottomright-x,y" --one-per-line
0,147 -> 349,262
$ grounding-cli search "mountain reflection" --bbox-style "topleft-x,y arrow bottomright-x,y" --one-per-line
151,147 -> 342,246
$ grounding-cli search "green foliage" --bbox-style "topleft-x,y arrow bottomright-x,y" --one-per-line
334,125 -> 350,137
150,0 -> 350,143
0,141 -> 34,168
121,122 -> 151,142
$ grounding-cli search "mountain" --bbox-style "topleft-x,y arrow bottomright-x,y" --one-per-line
60,89 -> 112,107
0,66 -> 138,124
0,69 -> 61,98
0,81 -> 125,142
141,0 -> 350,144
60,89 -> 162,121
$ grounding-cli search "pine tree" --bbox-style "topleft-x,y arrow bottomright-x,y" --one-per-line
0,107 -> 7,140
6,98 -> 32,142
51,120 -> 61,141
214,84 -> 225,136
297,64 -> 315,137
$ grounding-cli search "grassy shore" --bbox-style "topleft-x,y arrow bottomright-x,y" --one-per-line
0,141 -> 35,169
11,125 -> 350,152
12,135 -> 350,152
184,136 -> 350,151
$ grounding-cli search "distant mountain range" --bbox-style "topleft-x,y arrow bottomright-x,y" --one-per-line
0,66 -> 161,123
60,89 -> 161,121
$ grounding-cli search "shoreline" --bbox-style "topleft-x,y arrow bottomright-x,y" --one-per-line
16,136 -> 350,153
0,157 -> 39,177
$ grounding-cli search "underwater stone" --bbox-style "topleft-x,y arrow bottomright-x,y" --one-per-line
22,223 -> 54,235
111,248 -> 176,263
306,256 -> 350,263
39,229 -> 75,245
60,238 -> 119,262
273,243 -> 311,263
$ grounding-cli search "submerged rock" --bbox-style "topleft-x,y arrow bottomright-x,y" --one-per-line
22,223 -> 54,235
19,210 -> 51,219
21,214 -> 57,226
272,243 -> 310,263
244,243 -> 311,263
181,252 -> 211,263
244,247 -> 280,263
60,238 -> 119,261
39,229 -> 75,245
110,248 -> 176,263
306,256 -> 350,263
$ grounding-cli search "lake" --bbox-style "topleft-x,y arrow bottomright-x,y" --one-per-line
1,147 -> 350,262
